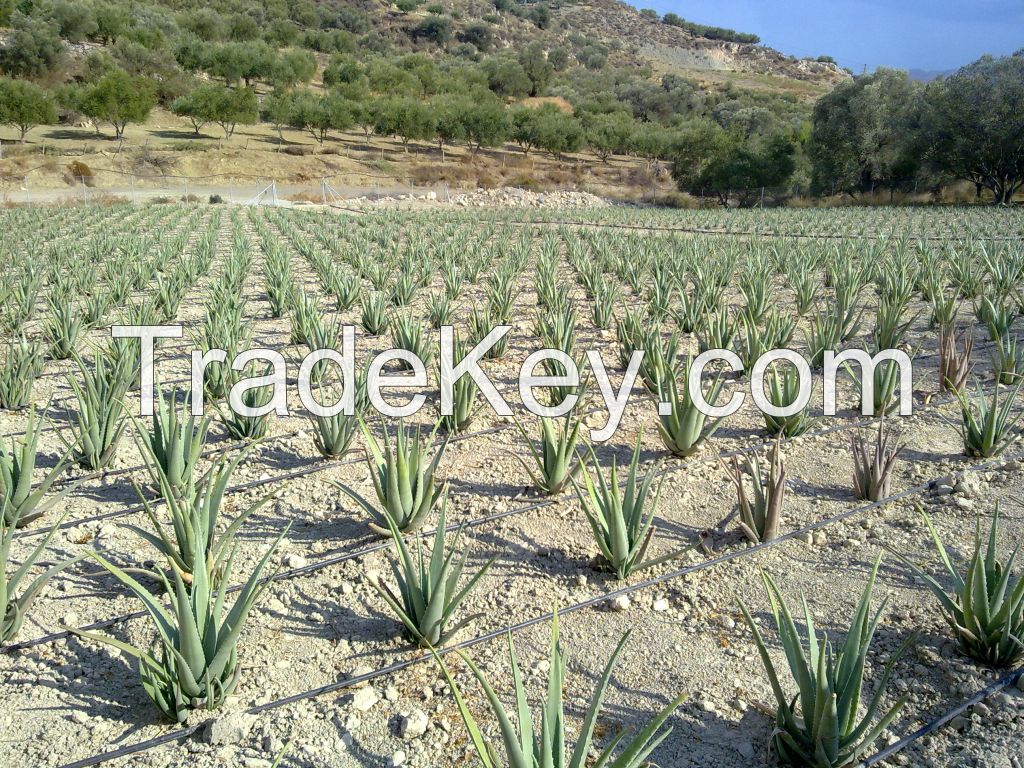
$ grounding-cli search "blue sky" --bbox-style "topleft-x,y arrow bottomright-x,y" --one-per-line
632,1 -> 1022,72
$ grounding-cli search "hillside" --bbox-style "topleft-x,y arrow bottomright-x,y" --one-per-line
0,0 -> 849,199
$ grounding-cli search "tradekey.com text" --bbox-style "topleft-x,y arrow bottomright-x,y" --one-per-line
114,324 -> 914,442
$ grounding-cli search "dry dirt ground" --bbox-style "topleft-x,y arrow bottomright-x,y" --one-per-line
0,108 -> 674,205
1,202 -> 1023,768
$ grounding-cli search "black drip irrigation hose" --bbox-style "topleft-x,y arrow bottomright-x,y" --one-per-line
2,392 -> 985,649
10,334 -> 982,541
494,216 -> 1024,242
860,666 -> 1024,767
47,446 -> 1024,768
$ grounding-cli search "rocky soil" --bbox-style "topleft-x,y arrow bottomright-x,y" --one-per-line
0,204 -> 1022,768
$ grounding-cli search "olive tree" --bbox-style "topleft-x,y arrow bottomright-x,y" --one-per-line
0,77 -> 57,140
923,52 -> 1024,204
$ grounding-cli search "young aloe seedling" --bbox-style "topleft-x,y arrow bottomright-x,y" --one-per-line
432,610 -> 685,768
574,434 -> 683,579
69,529 -> 286,722
372,495 -> 495,647
334,419 -> 448,535
850,419 -> 902,501
0,406 -> 75,528
726,437 -> 785,543
893,505 -> 1024,668
2,502 -> 79,643
514,412 -> 583,496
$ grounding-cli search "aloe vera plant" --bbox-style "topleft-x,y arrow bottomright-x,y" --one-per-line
334,419 -> 448,535
993,334 -> 1024,385
129,446 -> 267,584
392,313 -> 436,370
63,353 -> 131,470
727,438 -> 785,543
954,381 -> 1023,457
763,365 -> 816,438
433,611 -> 685,768
135,385 -> 211,497
575,435 -> 681,579
656,362 -> 727,457
514,413 -> 583,495
850,420 -> 902,501
69,530 -> 285,722
372,496 -> 495,647
894,507 -> 1024,667
2,502 -> 78,643
739,557 -> 910,768
360,293 -> 389,336
938,328 -> 973,393
426,291 -> 454,328
0,337 -> 43,410
440,336 -> 479,433
43,297 -> 84,360
1,407 -> 74,528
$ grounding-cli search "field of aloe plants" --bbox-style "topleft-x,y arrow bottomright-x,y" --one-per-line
2,201 -> 1024,768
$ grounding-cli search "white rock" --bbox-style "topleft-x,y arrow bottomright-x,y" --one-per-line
391,750 -> 407,767
203,712 -> 257,746
400,709 -> 429,739
610,595 -> 631,612
351,687 -> 379,712
652,598 -> 670,612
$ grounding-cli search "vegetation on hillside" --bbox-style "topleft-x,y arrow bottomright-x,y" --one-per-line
0,1 -> 1019,205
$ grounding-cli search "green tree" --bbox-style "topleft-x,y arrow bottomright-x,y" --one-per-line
412,14 -> 453,46
461,93 -> 510,155
0,77 -> 57,140
77,69 -> 157,139
518,42 -> 553,97
630,123 -> 673,168
430,94 -> 468,160
585,112 -> 633,162
50,0 -> 99,42
482,57 -> 531,98
511,103 -> 582,159
287,91 -> 355,144
808,69 -> 923,196
172,84 -> 257,137
0,13 -> 64,77
671,121 -> 796,206
93,3 -> 132,44
374,97 -> 435,150
923,52 -> 1024,204
270,48 -> 317,89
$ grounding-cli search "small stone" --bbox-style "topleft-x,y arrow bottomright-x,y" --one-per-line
203,712 -> 257,746
400,709 -> 429,739
951,715 -> 969,731
69,711 -> 89,725
652,598 -> 670,612
973,702 -> 991,718
351,687 -> 379,712
391,750 -> 407,767
736,741 -> 755,759
610,595 -> 631,612
284,554 -> 307,569
719,615 -> 735,630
